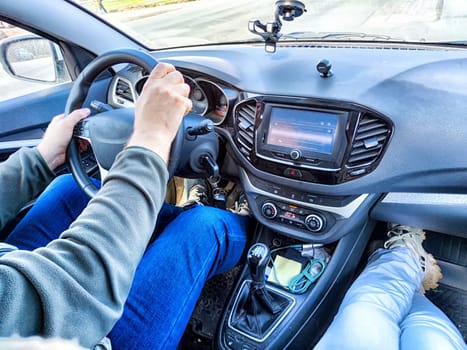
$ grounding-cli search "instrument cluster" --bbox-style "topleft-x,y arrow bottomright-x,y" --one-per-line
110,64 -> 236,126
184,75 -> 235,125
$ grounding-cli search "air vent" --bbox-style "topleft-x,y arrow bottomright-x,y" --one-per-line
115,78 -> 134,102
127,65 -> 142,73
347,113 -> 391,168
234,100 -> 257,159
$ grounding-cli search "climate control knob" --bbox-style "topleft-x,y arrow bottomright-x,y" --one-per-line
261,202 -> 278,219
304,214 -> 325,232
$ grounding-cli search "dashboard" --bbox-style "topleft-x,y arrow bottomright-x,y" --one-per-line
107,42 -> 467,242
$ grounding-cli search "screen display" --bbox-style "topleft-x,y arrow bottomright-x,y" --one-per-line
266,107 -> 339,155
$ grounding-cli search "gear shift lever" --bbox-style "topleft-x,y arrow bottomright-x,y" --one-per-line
245,243 -> 282,316
229,242 -> 291,339
247,243 -> 269,284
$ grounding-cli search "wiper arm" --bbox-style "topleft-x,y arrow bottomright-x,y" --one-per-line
281,31 -> 398,41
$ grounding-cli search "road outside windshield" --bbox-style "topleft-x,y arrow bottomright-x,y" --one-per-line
81,0 -> 467,48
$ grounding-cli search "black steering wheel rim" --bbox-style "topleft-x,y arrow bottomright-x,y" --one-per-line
66,48 -> 182,197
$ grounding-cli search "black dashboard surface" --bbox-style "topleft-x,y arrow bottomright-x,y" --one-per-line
152,42 -> 467,196
109,42 -> 467,239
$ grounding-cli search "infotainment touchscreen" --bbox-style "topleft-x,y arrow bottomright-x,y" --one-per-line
266,106 -> 340,155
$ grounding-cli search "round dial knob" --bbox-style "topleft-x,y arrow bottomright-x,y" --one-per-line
290,149 -> 301,160
261,202 -> 278,219
304,214 -> 325,232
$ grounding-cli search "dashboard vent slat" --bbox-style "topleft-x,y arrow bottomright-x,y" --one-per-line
115,78 -> 134,102
346,113 -> 391,169
234,101 -> 256,160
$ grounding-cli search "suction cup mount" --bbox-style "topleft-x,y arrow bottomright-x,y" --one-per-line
248,0 -> 306,53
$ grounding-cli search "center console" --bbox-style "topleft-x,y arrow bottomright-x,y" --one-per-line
226,95 -> 392,242
213,95 -> 390,349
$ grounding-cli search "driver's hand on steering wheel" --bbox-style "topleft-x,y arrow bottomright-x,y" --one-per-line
127,63 -> 192,164
37,108 -> 91,171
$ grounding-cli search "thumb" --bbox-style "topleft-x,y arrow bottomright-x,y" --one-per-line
67,108 -> 91,125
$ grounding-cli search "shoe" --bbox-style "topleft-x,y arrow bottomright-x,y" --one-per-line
230,193 -> 251,217
384,224 -> 442,293
183,182 -> 209,207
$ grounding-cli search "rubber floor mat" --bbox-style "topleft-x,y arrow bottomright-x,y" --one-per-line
426,283 -> 467,343
179,266 -> 241,349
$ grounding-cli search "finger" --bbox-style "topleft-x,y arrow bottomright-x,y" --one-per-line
184,98 -> 193,115
171,82 -> 191,98
49,114 -> 65,125
164,70 -> 185,85
148,62 -> 176,80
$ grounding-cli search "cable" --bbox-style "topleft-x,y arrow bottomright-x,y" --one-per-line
288,258 -> 325,294
268,244 -> 327,294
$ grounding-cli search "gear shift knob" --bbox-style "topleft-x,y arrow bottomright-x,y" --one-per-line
247,243 -> 270,284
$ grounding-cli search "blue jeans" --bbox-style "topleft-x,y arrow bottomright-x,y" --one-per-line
5,174 -> 250,350
315,247 -> 465,350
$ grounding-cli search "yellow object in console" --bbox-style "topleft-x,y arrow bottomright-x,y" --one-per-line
268,255 -> 302,287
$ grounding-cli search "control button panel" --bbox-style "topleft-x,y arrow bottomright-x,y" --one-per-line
258,197 -> 328,233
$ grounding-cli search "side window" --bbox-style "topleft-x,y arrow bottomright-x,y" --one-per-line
0,22 -> 71,102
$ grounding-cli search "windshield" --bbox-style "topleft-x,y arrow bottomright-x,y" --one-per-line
80,0 -> 467,49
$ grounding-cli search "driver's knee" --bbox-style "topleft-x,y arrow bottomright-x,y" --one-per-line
30,174 -> 93,221
42,174 -> 99,202
177,205 -> 249,275
46,174 -> 79,193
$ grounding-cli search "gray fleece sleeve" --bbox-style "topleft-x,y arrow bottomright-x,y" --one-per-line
0,147 -> 55,230
0,147 -> 168,349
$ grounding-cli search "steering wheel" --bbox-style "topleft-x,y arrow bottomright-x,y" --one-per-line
65,48 -> 183,198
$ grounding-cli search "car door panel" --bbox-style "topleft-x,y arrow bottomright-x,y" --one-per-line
0,78 -> 110,161
0,83 -> 71,159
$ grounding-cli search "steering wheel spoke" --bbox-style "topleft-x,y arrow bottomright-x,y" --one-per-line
74,119 -> 92,141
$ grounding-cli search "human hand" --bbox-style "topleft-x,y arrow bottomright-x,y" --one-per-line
126,63 -> 192,163
37,108 -> 91,170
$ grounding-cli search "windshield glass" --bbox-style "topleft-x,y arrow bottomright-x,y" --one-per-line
78,0 -> 467,49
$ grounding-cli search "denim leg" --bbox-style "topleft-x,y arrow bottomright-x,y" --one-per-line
108,205 -> 250,350
5,173 -> 182,251
4,174 -> 92,250
400,291 -> 466,350
315,247 -> 423,350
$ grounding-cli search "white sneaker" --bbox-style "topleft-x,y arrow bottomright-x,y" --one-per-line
384,224 -> 442,293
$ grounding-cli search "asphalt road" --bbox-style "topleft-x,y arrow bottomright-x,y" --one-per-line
111,0 -> 463,48
1,0 -> 466,101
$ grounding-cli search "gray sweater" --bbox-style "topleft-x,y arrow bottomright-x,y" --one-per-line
0,147 -> 168,348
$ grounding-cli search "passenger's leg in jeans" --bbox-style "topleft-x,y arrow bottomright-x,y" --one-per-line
108,205 -> 250,350
314,248 -> 423,350
400,291 -> 465,350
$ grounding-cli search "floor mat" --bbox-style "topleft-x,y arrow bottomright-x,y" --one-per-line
179,266 -> 241,349
426,283 -> 467,343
